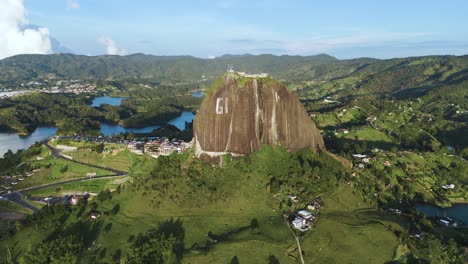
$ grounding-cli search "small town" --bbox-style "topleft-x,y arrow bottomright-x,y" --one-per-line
56,135 -> 192,158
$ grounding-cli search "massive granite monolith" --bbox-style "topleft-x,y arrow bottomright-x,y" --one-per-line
193,73 -> 325,163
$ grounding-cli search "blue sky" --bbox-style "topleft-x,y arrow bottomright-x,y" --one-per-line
24,0 -> 468,59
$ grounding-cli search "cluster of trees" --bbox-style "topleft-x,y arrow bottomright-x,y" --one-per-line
0,142 -> 42,175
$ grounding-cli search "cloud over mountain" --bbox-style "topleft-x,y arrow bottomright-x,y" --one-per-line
0,0 -> 52,60
99,36 -> 127,55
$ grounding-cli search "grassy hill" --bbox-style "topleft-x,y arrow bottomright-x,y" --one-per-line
0,147 -> 410,263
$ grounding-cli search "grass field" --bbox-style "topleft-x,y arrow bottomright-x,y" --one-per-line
301,187 -> 406,263
0,157 -> 409,264
27,177 -> 129,197
66,149 -> 135,172
12,157 -> 113,191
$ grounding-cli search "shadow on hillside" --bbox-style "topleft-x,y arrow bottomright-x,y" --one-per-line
190,220 -> 259,254
321,118 -> 367,131
325,136 -> 398,152
157,218 -> 185,262
46,219 -> 103,247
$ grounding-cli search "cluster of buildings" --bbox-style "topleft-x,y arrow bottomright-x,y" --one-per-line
352,154 -> 370,169
42,80 -> 96,94
0,169 -> 40,193
12,79 -> 97,94
228,67 -> 269,78
54,136 -> 192,158
235,72 -> 269,78
439,218 -> 459,228
40,193 -> 89,206
290,198 -> 323,232
0,90 -> 29,100
127,138 -> 191,157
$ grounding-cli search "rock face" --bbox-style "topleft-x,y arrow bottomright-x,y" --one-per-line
193,73 -> 325,163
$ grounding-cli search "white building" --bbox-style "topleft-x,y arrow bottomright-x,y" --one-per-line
298,210 -> 313,220
442,184 -> 455,190
292,217 -> 306,229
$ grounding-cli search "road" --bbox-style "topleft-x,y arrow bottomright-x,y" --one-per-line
284,216 -> 305,264
42,141 -> 127,175
4,192 -> 39,212
4,142 -> 128,212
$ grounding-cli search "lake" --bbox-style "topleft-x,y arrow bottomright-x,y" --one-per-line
168,111 -> 195,130
416,203 -> 468,224
99,111 -> 195,135
0,95 -> 196,156
191,91 -> 203,98
100,124 -> 161,136
91,96 -> 127,107
0,127 -> 57,157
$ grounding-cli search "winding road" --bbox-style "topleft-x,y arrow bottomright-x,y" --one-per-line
4,142 -> 128,213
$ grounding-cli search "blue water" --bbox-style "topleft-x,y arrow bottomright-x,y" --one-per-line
91,96 -> 127,107
416,203 -> 468,224
168,111 -> 195,130
99,124 -> 161,136
0,109 -> 195,156
0,127 -> 57,157
100,111 -> 195,135
192,91 -> 203,98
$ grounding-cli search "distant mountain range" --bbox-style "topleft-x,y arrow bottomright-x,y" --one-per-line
0,53 -> 336,83
1,53 -> 468,96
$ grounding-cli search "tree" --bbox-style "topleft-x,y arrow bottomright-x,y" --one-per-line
250,218 -> 259,229
230,256 -> 240,264
60,165 -> 69,173
21,235 -> 84,264
127,234 -> 176,264
268,255 -> 280,264
94,143 -> 104,154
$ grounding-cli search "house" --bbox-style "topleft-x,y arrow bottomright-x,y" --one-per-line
90,212 -> 101,219
159,143 -> 174,156
386,208 -> 401,215
70,196 -> 79,205
440,219 -> 450,227
362,158 -> 370,163
298,210 -> 313,220
442,184 -> 455,190
384,161 -> 391,166
352,154 -> 367,159
288,195 -> 299,203
292,217 -> 306,229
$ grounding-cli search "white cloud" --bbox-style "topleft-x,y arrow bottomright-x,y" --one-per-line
0,0 -> 52,60
66,0 -> 79,10
283,31 -> 436,55
98,36 -> 126,55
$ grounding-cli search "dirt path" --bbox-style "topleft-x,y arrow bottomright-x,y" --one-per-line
284,216 -> 305,264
